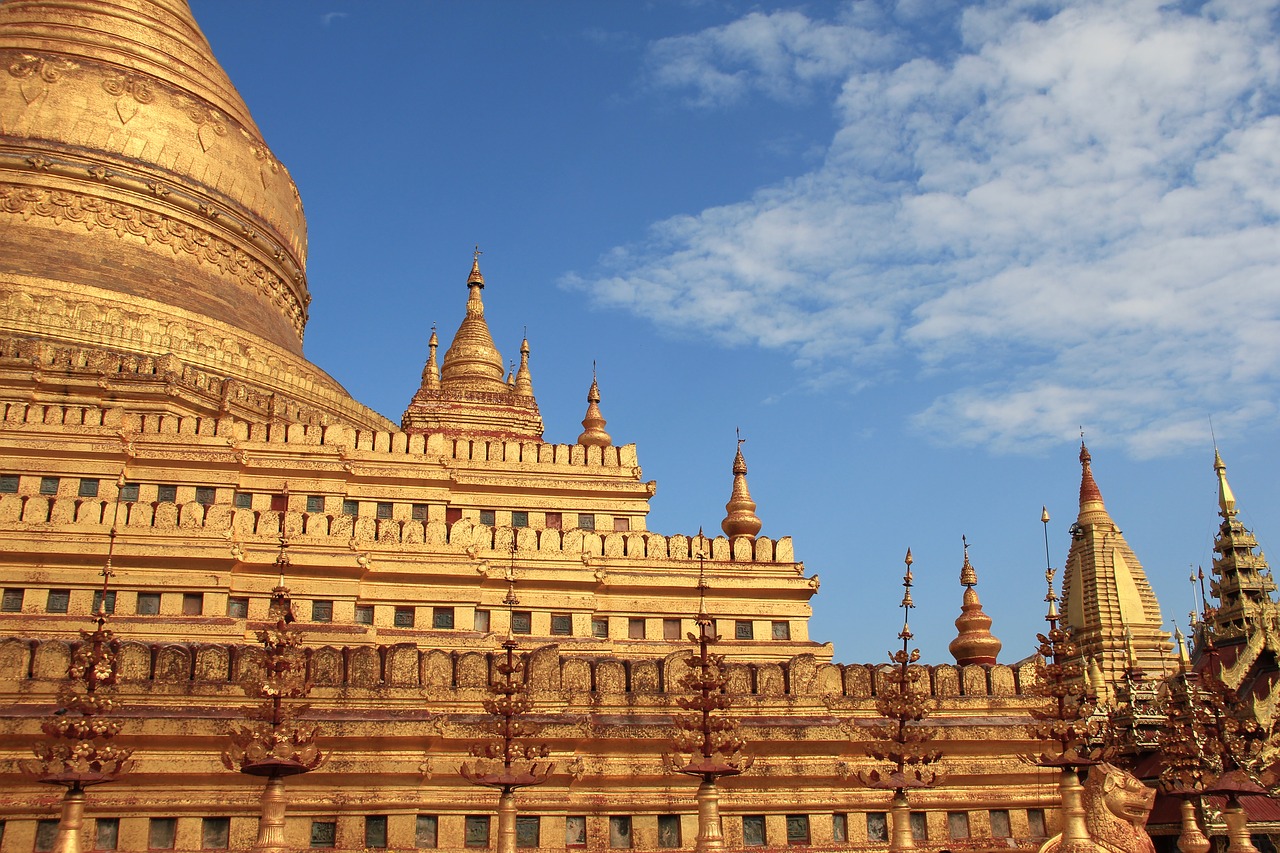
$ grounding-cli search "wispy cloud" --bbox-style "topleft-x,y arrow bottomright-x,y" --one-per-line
642,7 -> 900,107
568,0 -> 1280,457
320,11 -> 349,28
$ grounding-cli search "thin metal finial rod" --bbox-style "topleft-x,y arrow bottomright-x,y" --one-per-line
694,527 -> 712,637
95,471 -> 130,626
1188,568 -> 1200,626
473,244 -> 482,262
503,538 -> 520,645
1197,566 -> 1210,623
899,548 -> 915,641
276,537 -> 290,587
1041,506 -> 1052,573
1041,507 -> 1059,625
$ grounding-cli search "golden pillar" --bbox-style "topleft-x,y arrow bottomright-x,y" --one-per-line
496,791 -> 518,853
51,788 -> 86,853
888,791 -> 915,851
1222,796 -> 1259,853
694,779 -> 725,853
250,776 -> 289,853
1054,768 -> 1099,853
1176,800 -> 1210,853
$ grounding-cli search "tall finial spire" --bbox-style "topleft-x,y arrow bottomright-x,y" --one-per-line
420,324 -> 441,391
1214,448 -> 1237,519
1077,441 -> 1106,524
439,249 -> 507,393
720,429 -> 761,540
1041,507 -> 1058,622
577,362 -> 612,447
1204,446 -> 1277,644
949,536 -> 1002,666
514,331 -> 534,397
470,245 -> 484,288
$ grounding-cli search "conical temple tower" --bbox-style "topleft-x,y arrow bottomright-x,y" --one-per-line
402,253 -> 543,438
1060,443 -> 1170,687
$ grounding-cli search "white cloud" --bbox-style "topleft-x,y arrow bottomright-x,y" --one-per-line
570,0 -> 1280,456
642,8 -> 900,107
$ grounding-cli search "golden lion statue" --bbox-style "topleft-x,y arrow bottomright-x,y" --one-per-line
1038,763 -> 1156,853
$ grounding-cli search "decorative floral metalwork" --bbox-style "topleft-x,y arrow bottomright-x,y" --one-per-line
221,544 -> 323,777
857,549 -> 943,791
1020,559 -> 1110,769
663,535 -> 752,781
21,536 -> 133,789
460,559 -> 552,793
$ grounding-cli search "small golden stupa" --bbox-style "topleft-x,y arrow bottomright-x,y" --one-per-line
948,537 -> 1002,666
577,368 -> 612,447
720,434 -> 761,540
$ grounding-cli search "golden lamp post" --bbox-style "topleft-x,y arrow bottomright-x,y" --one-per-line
856,549 -> 943,852
221,541 -> 325,853
21,532 -> 133,853
460,556 -> 553,853
663,532 -> 753,853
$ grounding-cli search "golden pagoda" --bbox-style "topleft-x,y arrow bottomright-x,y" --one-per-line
1060,444 -> 1172,686
948,538 -> 1002,667
402,251 -> 543,438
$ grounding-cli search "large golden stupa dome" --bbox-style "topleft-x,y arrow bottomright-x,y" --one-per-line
0,0 -> 391,428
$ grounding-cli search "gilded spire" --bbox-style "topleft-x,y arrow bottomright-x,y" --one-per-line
1173,624 -> 1190,668
1077,442 -> 1108,526
420,325 -> 440,392
514,336 -> 534,398
1215,448 -> 1237,518
440,248 -> 508,394
720,432 -> 761,540
401,248 -> 543,438
1061,442 -> 1172,688
1205,448 -> 1277,644
577,366 -> 612,447
948,537 -> 1002,666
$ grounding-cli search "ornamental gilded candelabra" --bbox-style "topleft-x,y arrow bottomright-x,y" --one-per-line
1184,627 -> 1270,853
20,532 -> 134,853
1157,626 -> 1213,853
221,541 -> 324,853
1019,508 -> 1110,853
460,555 -> 553,853
856,549 -> 943,852
663,532 -> 753,853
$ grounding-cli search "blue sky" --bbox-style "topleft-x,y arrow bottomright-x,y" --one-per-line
191,0 -> 1280,665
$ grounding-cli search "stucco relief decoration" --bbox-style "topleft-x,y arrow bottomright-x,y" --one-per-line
101,74 -> 154,124
178,97 -> 227,152
0,184 -> 304,338
249,143 -> 282,190
7,53 -> 77,105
